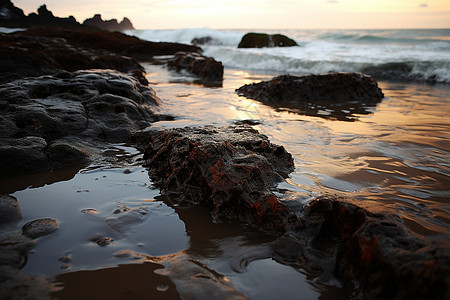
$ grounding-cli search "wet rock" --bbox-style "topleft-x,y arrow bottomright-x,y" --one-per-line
0,137 -> 50,176
142,125 -> 294,230
167,52 -> 224,86
271,196 -> 450,300
142,124 -> 449,298
0,265 -> 52,300
0,32 -> 148,84
0,235 -> 34,268
238,32 -> 298,48
236,73 -> 384,121
0,70 -> 161,176
22,218 -> 59,239
83,14 -> 134,31
0,195 -> 22,224
20,27 -> 202,62
96,237 -> 114,247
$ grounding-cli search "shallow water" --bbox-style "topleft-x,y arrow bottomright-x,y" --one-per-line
3,64 -> 449,299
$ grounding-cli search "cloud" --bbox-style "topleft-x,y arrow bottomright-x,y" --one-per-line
419,3 -> 428,8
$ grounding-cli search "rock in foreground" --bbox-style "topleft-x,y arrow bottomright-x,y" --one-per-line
238,32 -> 298,48
236,73 -> 384,121
142,125 -> 294,230
0,70 -> 163,176
141,125 -> 449,299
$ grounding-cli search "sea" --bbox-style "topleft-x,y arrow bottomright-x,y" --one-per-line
2,27 -> 450,299
127,27 -> 450,83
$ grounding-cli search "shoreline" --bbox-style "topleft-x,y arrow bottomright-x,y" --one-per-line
0,26 -> 449,299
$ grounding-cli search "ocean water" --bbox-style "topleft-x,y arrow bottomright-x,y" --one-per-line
127,27 -> 450,83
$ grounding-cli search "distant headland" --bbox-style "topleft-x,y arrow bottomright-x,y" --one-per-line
0,0 -> 134,31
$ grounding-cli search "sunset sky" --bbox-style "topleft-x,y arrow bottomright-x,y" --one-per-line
15,0 -> 450,29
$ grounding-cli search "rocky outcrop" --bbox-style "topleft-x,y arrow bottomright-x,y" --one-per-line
20,27 -> 202,62
236,73 -> 384,121
0,32 -> 148,84
272,196 -> 450,300
83,14 -> 134,31
0,195 -> 22,224
142,125 -> 294,230
140,125 -> 449,299
238,32 -> 298,48
0,70 -> 163,176
0,1 -> 133,30
167,52 -> 224,86
0,1 -> 80,28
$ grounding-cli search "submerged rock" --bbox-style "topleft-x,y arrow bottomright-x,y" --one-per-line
236,73 -> 384,121
0,70 -> 162,176
22,218 -> 59,239
167,52 -> 224,86
0,195 -> 22,225
238,32 -> 298,48
142,125 -> 294,230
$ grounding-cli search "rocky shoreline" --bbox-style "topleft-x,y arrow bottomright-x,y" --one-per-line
0,14 -> 449,300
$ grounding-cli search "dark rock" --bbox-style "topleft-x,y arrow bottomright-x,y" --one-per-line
191,36 -> 221,46
278,196 -> 450,300
143,125 -> 294,230
83,14 -> 135,31
0,235 -> 34,268
0,1 -> 81,29
0,137 -> 50,176
236,73 -> 384,121
0,194 -> 22,224
20,27 -> 202,62
141,124 -> 449,298
0,32 -> 148,84
22,218 -> 59,239
167,52 -> 224,86
96,237 -> 114,247
0,70 -> 161,176
0,0 -> 26,24
0,265 -> 52,300
238,32 -> 298,48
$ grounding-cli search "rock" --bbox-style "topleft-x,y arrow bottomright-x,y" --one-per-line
83,14 -> 135,31
0,70 -> 162,176
20,27 -> 203,62
236,73 -> 384,121
167,52 -> 224,86
0,32 -> 148,84
22,218 -> 59,239
191,36 -> 221,46
0,1 -> 80,28
95,237 -> 114,247
0,235 -> 34,268
105,205 -> 150,233
0,194 -> 22,224
143,125 -> 294,230
0,137 -> 50,176
0,265 -> 52,300
238,32 -> 298,48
